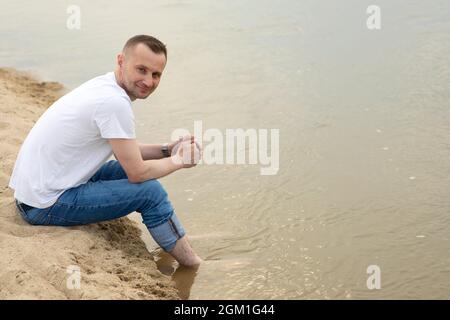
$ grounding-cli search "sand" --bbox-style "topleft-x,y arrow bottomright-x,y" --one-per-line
0,68 -> 179,299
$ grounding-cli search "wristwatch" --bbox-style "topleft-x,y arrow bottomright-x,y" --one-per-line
161,143 -> 170,157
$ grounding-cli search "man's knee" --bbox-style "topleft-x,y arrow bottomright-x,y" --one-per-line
140,179 -> 169,198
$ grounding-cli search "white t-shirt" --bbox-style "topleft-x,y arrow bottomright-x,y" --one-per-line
9,72 -> 135,208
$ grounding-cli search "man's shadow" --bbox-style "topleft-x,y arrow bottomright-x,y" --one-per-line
155,250 -> 200,300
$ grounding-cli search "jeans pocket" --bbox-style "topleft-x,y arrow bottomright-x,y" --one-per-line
16,202 -> 31,223
28,208 -> 52,225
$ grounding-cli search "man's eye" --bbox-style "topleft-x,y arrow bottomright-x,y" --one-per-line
138,68 -> 146,73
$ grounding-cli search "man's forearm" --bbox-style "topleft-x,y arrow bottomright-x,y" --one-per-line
139,143 -> 166,160
132,156 -> 183,182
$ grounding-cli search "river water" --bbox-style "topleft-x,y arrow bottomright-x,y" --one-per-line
1,0 -> 450,299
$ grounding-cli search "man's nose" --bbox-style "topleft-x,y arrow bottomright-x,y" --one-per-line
142,76 -> 155,88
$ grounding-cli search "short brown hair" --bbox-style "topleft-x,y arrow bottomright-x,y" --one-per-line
123,35 -> 167,58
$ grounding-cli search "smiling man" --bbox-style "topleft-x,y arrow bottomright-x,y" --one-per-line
9,35 -> 202,267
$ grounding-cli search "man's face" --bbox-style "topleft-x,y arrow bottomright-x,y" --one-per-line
117,43 -> 166,100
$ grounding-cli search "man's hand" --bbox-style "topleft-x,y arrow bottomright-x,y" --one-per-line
171,138 -> 202,168
170,135 -> 202,157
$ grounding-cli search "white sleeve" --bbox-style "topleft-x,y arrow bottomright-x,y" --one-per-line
94,96 -> 136,139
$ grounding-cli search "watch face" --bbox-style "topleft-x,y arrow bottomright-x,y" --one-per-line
162,145 -> 170,157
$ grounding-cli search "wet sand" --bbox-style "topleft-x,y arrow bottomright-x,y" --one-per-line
0,68 -> 180,299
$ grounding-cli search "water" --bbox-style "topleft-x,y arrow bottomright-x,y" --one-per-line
1,0 -> 450,299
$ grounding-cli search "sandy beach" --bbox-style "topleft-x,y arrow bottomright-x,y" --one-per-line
0,68 -> 179,299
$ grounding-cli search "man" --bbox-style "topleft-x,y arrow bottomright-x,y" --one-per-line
8,35 -> 202,267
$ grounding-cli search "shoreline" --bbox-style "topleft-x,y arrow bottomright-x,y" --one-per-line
0,68 -> 179,299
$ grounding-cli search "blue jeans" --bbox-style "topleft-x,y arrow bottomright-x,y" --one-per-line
15,160 -> 185,252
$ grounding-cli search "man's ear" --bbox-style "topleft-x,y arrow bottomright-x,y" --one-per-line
117,53 -> 124,67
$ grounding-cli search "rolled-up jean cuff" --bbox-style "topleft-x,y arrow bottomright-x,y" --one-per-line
148,212 -> 186,252
143,201 -> 175,227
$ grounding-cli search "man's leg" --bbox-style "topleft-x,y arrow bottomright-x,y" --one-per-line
88,160 -> 201,266
21,160 -> 201,266
169,236 -> 203,266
